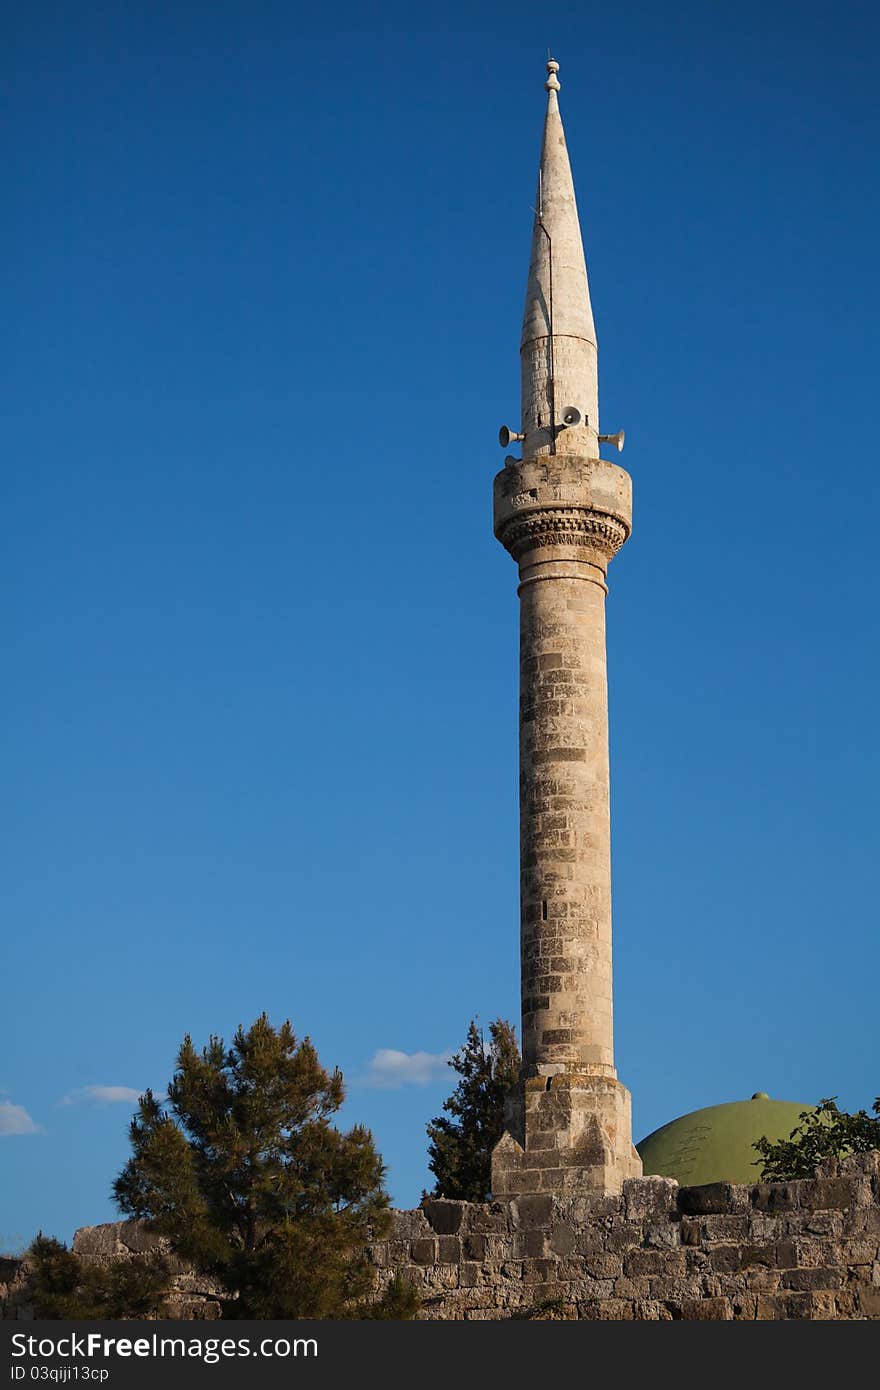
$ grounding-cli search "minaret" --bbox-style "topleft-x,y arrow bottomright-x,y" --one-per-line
491,59 -> 642,1197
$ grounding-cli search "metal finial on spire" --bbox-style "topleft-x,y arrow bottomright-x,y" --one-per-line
545,58 -> 560,94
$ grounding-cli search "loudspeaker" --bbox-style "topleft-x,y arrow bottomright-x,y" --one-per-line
498,425 -> 525,447
598,430 -> 625,452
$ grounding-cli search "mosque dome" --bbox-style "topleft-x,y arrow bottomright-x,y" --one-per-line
636,1094 -> 813,1186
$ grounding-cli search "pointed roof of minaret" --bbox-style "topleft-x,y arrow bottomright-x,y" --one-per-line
521,59 -> 596,352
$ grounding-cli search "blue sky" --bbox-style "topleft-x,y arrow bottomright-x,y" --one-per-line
2,0 -> 878,1247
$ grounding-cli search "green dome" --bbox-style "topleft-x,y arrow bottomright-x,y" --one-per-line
636,1095 -> 812,1186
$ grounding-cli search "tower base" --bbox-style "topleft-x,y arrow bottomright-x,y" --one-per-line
491,1073 -> 642,1198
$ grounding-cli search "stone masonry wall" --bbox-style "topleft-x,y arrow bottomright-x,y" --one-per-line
368,1153 -> 880,1320
3,1153 -> 879,1321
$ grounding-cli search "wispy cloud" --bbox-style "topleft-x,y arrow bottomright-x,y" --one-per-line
63,1085 -> 142,1107
0,1101 -> 41,1136
363,1049 -> 452,1089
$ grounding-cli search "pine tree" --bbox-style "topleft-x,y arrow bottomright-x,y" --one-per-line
754,1096 -> 880,1181
426,1018 -> 520,1202
359,1272 -> 421,1319
112,1014 -> 408,1318
28,1235 -> 169,1318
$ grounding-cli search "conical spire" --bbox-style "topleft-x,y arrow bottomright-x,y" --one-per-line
520,59 -> 599,458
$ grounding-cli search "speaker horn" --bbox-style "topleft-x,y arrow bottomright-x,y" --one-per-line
561,406 -> 582,427
498,425 -> 525,447
599,430 -> 625,452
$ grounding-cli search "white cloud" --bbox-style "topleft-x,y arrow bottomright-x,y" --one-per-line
0,1101 -> 41,1135
63,1085 -> 142,1107
363,1049 -> 452,1089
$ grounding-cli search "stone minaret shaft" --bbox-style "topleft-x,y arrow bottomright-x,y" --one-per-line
491,60 -> 641,1197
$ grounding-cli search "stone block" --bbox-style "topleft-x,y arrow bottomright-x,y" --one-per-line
623,1176 -> 679,1224
604,1223 -> 649,1253
421,1264 -> 461,1291
72,1224 -> 127,1257
566,1195 -> 623,1223
748,1212 -> 780,1241
390,1209 -> 432,1240
462,1233 -> 488,1261
563,1275 -> 616,1300
635,1299 -> 674,1320
838,1238 -> 877,1266
421,1200 -> 466,1235
803,1210 -> 844,1237
756,1293 -> 812,1319
521,1258 -> 557,1284
730,1294 -> 759,1319
704,1246 -> 743,1274
675,1297 -> 732,1320
804,1291 -> 838,1319
833,1291 -> 860,1317
644,1222 -> 680,1249
538,1169 -> 567,1191
549,1224 -> 576,1256
510,1194 -> 554,1229
379,1239 -> 412,1267
743,1267 -> 784,1293
613,1276 -> 651,1299
583,1252 -> 624,1279
680,1218 -> 701,1246
592,1298 -> 636,1320
698,1214 -> 750,1242
512,1230 -> 547,1259
738,1242 -> 779,1269
678,1183 -> 737,1216
649,1274 -> 704,1301
119,1221 -> 165,1254
437,1236 -> 461,1264
459,1263 -> 480,1288
410,1238 -> 437,1265
484,1235 -> 511,1261
800,1178 -> 872,1211
750,1183 -> 800,1213
572,1228 -> 606,1256
624,1248 -> 684,1277
781,1268 -> 842,1291
465,1202 -> 510,1234
857,1287 -> 880,1318
844,1206 -> 880,1236
792,1237 -> 840,1268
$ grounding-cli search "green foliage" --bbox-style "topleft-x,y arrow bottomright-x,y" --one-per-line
426,1018 -> 520,1202
113,1013 -> 391,1318
357,1273 -> 421,1320
28,1235 -> 168,1319
753,1096 -> 880,1181
28,1235 -> 81,1318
